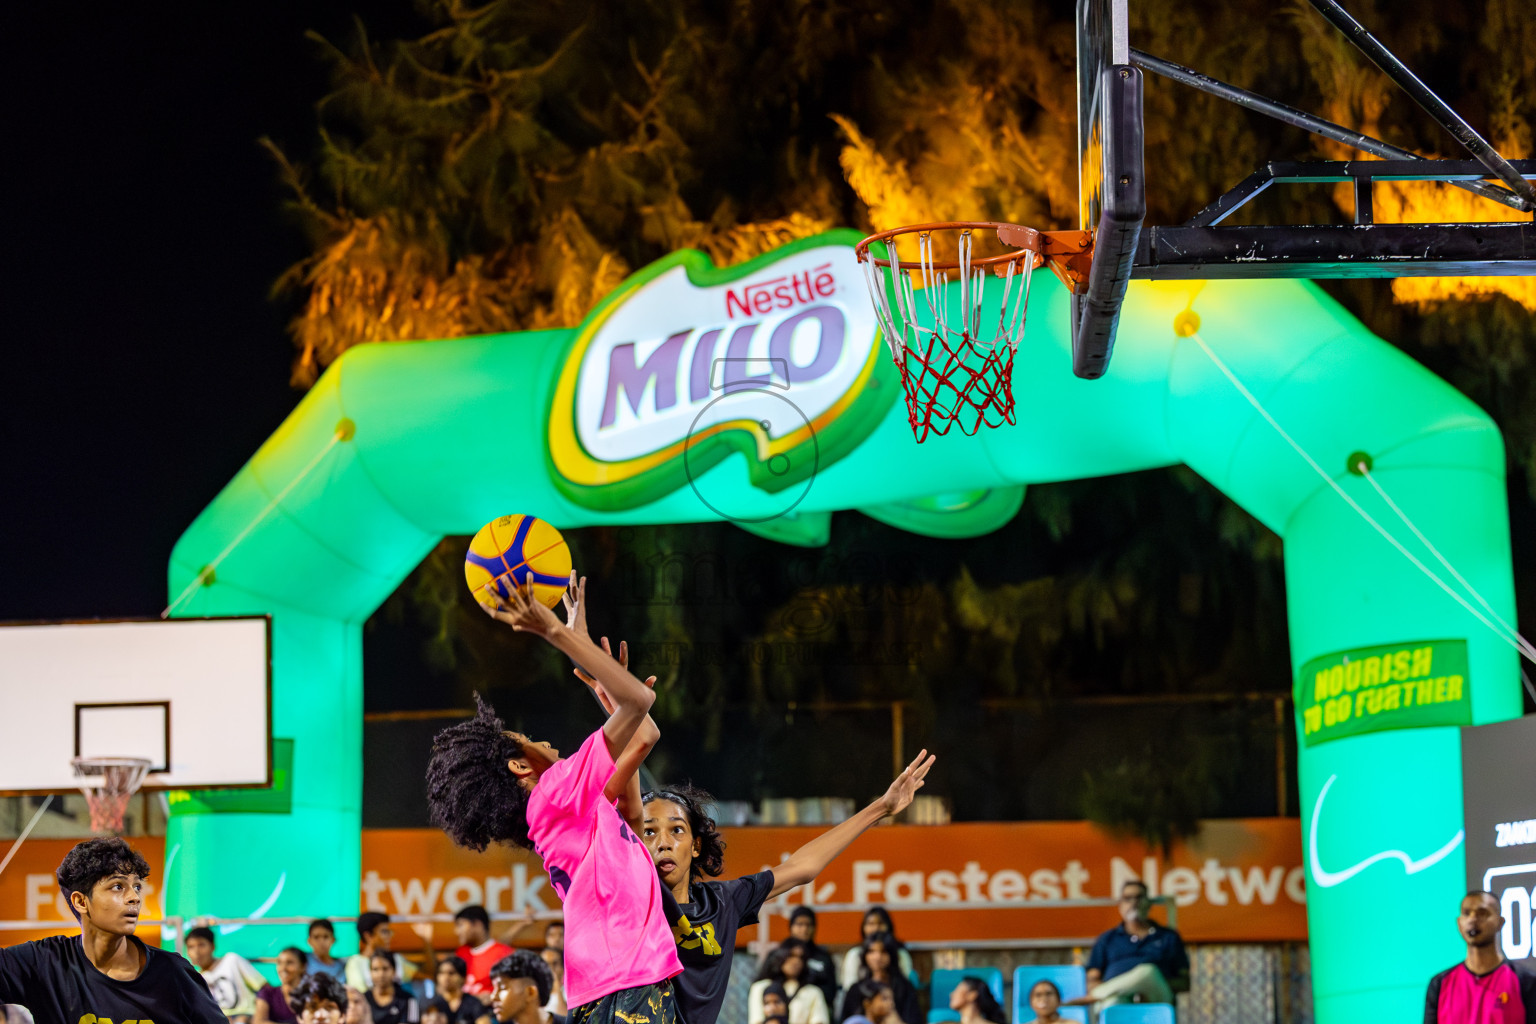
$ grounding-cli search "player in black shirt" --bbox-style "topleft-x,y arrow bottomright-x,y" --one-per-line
0,836 -> 225,1024
640,752 -> 934,1024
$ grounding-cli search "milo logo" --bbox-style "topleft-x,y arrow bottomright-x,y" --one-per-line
547,233 -> 894,512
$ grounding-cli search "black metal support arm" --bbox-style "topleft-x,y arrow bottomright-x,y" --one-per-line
1132,159 -> 1536,280
1306,0 -> 1536,207
1128,49 -> 1530,214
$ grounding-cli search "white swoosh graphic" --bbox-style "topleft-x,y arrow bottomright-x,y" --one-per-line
1309,774 -> 1463,887
218,872 -> 287,935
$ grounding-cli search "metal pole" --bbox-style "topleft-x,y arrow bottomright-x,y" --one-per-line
1305,0 -> 1536,206
1274,697 -> 1288,817
890,702 -> 905,783
1129,48 -> 1531,213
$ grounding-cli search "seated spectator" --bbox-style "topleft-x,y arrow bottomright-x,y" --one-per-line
539,947 -> 566,1016
487,950 -> 561,1024
422,1001 -> 452,1024
435,955 -> 491,1024
1425,889 -> 1536,1022
949,976 -> 1006,1024
308,919 -> 347,980
453,905 -> 513,996
760,982 -> 790,1021
256,946 -> 309,1023
365,952 -> 421,1023
838,935 -> 918,1024
840,980 -> 904,1024
291,971 -> 351,1022
346,988 -> 370,1024
788,908 -> 838,1011
188,925 -> 268,1022
838,908 -> 914,990
749,941 -> 831,1024
1068,880 -> 1188,1014
543,921 -> 563,952
346,913 -> 432,994
1017,980 -> 1062,1024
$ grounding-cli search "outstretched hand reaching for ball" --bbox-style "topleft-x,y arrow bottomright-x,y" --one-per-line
575,636 -> 657,715
487,577 -> 563,637
875,749 -> 937,819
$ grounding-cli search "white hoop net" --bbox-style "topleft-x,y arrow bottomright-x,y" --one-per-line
858,228 -> 1036,442
71,757 -> 152,833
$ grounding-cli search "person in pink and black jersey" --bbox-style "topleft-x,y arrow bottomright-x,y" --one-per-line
425,575 -> 681,1024
1425,890 -> 1534,1023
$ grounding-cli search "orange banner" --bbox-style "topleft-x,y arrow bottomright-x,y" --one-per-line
356,820 -> 1306,947
2,821 -> 1305,949
0,837 -> 166,946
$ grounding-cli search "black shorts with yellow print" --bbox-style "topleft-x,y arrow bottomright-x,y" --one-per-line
569,980 -> 680,1024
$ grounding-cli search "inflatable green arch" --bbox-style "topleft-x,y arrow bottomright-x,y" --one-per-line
168,231 -> 1521,1023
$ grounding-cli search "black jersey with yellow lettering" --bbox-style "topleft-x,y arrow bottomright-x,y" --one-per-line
0,933 -> 225,1024
670,871 -> 775,1024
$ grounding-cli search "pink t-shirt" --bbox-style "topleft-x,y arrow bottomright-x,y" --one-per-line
527,728 -> 682,1008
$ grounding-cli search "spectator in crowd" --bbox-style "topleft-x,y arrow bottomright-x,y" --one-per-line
760,982 -> 790,1023
256,946 -> 309,1023
949,977 -> 1006,1024
308,919 -> 347,980
434,955 -> 491,1024
454,905 -> 514,997
840,981 -> 903,1024
1069,880 -> 1187,1012
543,922 -> 564,951
838,910 -> 914,990
1425,889 -> 1536,1022
487,950 -> 563,1024
749,941 -> 831,1024
540,947 -> 567,1015
422,1001 -> 452,1024
1017,980 -> 1063,1024
346,913 -> 432,994
188,925 -> 268,1021
838,935 -> 918,1024
291,971 -> 351,1023
788,909 -> 838,1011
365,952 -> 421,1023
346,988 -> 370,1024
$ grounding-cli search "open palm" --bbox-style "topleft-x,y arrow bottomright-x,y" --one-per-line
878,749 -> 936,817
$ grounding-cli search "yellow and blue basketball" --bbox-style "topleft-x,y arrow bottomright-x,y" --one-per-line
463,514 -> 572,610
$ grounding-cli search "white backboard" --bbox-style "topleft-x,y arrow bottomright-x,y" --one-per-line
0,617 -> 270,793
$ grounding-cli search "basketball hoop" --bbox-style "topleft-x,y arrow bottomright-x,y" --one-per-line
855,222 -> 1093,442
71,757 -> 152,834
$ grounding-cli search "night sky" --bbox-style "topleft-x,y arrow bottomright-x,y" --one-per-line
2,2 -> 421,622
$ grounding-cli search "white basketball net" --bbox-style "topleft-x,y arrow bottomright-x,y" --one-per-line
72,757 -> 152,833
857,229 -> 1036,441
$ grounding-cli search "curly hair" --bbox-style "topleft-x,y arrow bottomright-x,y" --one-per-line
56,837 -> 151,921
292,971 -> 350,1011
490,949 -> 554,1006
426,694 -> 532,851
641,782 -> 726,878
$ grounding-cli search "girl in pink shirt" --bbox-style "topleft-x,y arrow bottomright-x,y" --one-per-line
427,576 -> 682,1024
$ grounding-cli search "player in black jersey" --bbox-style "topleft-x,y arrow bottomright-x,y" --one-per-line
0,836 -> 224,1024
641,754 -> 933,1024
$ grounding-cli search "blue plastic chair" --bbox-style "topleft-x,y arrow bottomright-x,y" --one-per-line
926,968 -> 1005,1023
1100,1004 -> 1175,1024
1011,966 -> 1088,1024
